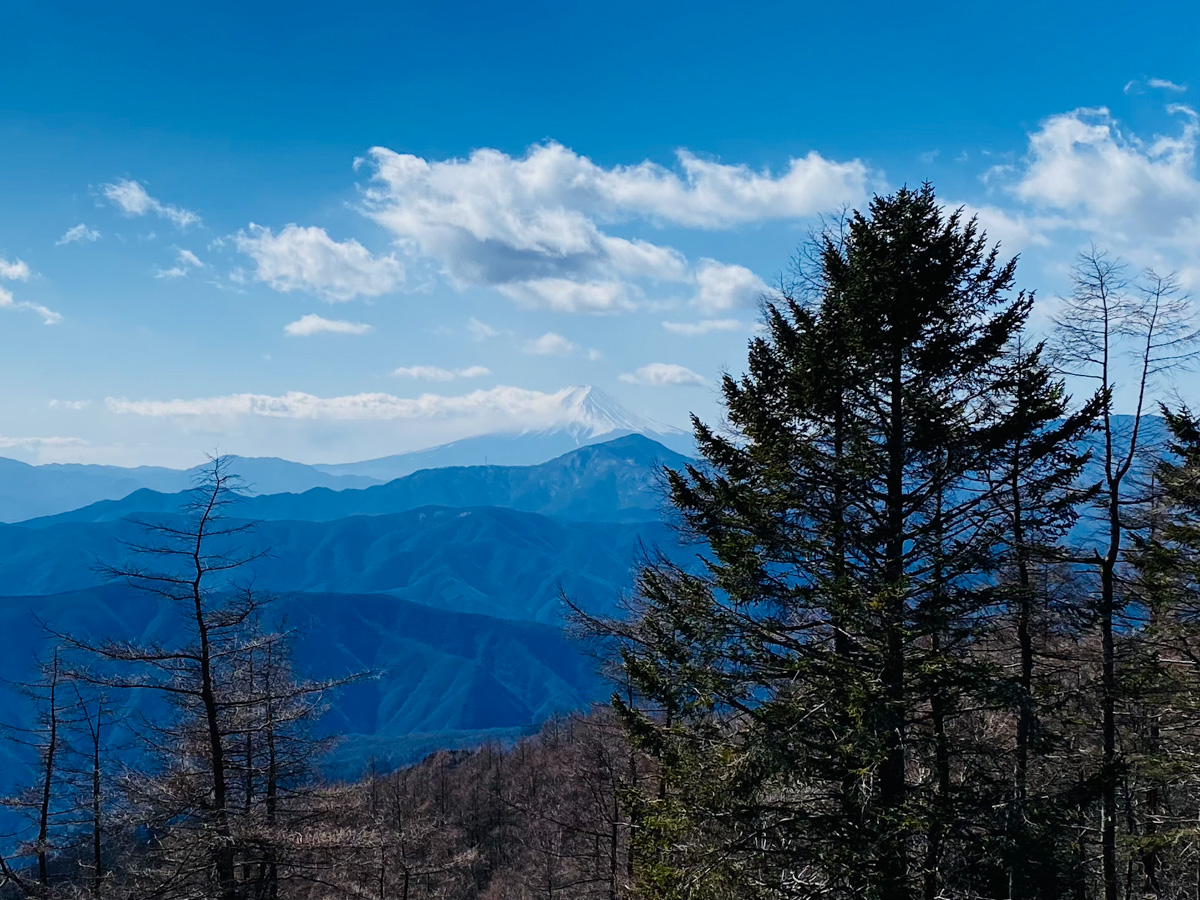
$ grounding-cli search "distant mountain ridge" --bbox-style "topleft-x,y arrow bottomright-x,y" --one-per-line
0,455 -> 383,524
20,433 -> 692,529
0,386 -> 691,522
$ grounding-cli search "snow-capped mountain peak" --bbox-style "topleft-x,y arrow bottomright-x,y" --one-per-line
544,385 -> 684,439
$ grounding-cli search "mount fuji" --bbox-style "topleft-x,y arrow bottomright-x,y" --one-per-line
311,386 -> 693,482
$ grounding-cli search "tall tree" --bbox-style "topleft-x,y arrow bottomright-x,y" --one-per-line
54,457 -> 344,900
0,649 -> 74,897
600,185 -> 1076,899
1049,251 -> 1198,900
983,338 -> 1102,896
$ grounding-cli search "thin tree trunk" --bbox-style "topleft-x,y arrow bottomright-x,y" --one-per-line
37,651 -> 60,890
92,698 -> 104,896
265,643 -> 279,900
924,477 -> 951,900
881,350 -> 908,900
243,648 -> 255,889
1101,554 -> 1118,900
1010,449 -> 1035,900
195,585 -> 236,899
925,629 -> 951,900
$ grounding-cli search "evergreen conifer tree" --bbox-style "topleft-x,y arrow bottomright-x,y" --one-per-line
606,185 -> 1099,899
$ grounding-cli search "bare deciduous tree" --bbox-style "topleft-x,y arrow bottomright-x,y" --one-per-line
1050,247 -> 1200,900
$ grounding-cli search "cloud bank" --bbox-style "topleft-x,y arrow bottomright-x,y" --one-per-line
357,141 -> 868,313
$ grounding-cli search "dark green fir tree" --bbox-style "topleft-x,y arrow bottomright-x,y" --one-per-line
603,185 -> 1100,900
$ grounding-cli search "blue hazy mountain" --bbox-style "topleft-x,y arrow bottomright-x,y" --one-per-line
21,433 -> 692,530
0,505 -> 684,622
0,583 -> 605,776
0,455 -> 382,524
0,426 -> 700,775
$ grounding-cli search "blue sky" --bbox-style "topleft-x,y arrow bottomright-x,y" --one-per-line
2,0 -> 1199,467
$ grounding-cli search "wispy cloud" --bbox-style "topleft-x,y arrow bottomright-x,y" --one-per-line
154,247 -> 206,279
1125,77 -> 1187,94
56,224 -> 101,245
392,365 -> 491,380
0,289 -> 61,324
619,363 -> 707,386
522,332 -> 579,355
101,178 -> 200,229
498,279 -> 637,314
0,257 -> 60,324
467,317 -> 499,340
662,318 -> 744,336
283,314 -> 373,337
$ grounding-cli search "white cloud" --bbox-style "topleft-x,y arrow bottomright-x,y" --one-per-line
363,141 -> 869,237
0,263 -> 61,325
177,248 -> 203,268
467,316 -> 499,340
522,332 -> 579,355
235,224 -> 404,302
392,364 -> 491,380
359,141 -> 868,312
619,363 -> 707,387
497,278 -> 637,313
48,399 -> 91,410
56,224 -> 101,245
1149,78 -> 1187,93
1012,105 -> 1200,247
1127,77 -> 1187,95
662,318 -> 744,336
155,247 -> 206,279
107,385 -> 607,425
0,256 -> 31,281
691,259 -> 769,312
101,178 -> 200,229
284,314 -> 373,337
